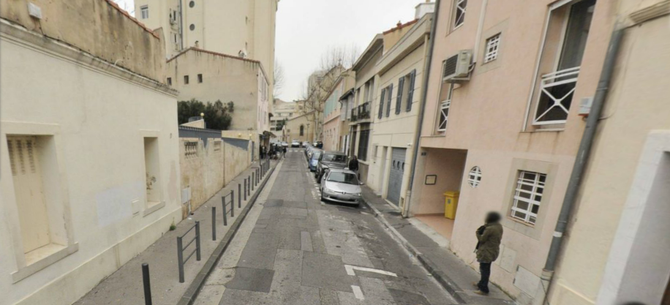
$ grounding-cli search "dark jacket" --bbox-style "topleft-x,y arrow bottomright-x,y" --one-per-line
475,222 -> 503,263
348,159 -> 359,171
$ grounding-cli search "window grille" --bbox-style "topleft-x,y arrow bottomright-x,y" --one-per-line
510,171 -> 546,225
468,166 -> 482,187
437,84 -> 453,132
453,0 -> 466,29
484,34 -> 501,63
185,141 -> 198,158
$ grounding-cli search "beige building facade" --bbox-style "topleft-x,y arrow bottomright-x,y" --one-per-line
547,1 -> 670,305
322,71 -> 355,152
167,47 -> 271,160
285,112 -> 315,144
407,0 -> 617,303
366,13 -> 432,210
0,1 -> 180,304
270,99 -> 297,132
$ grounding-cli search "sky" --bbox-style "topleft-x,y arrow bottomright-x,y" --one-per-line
111,0 -> 421,101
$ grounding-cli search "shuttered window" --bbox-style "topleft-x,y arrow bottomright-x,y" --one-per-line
385,84 -> 393,118
406,70 -> 416,112
395,77 -> 405,115
378,88 -> 386,119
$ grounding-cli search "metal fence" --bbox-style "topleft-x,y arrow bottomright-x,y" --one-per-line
177,221 -> 201,283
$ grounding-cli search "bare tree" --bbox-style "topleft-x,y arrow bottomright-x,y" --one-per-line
298,45 -> 359,141
273,58 -> 285,96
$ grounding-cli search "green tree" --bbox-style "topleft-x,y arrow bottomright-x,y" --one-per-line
177,99 -> 234,130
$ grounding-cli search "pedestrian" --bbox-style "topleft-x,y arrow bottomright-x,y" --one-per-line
348,155 -> 360,179
282,145 -> 287,158
473,211 -> 503,295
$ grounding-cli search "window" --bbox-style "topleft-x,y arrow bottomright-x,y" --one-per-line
378,88 -> 386,119
189,1 -> 195,8
406,70 -> 416,112
468,166 -> 482,187
300,125 -> 304,136
140,5 -> 149,19
385,84 -> 394,118
167,77 -> 172,86
189,24 -> 195,31
184,75 -> 189,84
197,74 -> 203,83
437,84 -> 453,132
184,141 -> 198,158
484,34 -> 501,63
453,0 -> 466,29
531,0 -> 595,126
510,171 -> 546,225
327,172 -> 360,185
395,76 -> 405,115
357,125 -> 370,161
143,137 -> 162,209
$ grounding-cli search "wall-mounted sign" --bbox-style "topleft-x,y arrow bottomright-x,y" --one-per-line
425,175 -> 437,185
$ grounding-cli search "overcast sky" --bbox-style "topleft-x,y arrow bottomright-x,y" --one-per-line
112,0 -> 421,101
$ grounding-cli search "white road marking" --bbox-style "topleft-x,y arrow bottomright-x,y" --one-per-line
344,265 -> 398,277
351,285 -> 365,300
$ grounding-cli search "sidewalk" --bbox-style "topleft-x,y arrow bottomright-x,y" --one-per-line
361,186 -> 515,305
75,160 -> 277,305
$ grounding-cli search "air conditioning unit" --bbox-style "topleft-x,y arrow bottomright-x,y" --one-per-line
442,50 -> 472,82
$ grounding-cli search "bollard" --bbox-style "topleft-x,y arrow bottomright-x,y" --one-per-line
222,196 -> 227,226
142,263 -> 152,305
244,178 -> 248,200
195,221 -> 201,261
238,183 -> 242,208
231,191 -> 235,218
211,206 -> 216,241
252,172 -> 255,191
177,237 -> 184,283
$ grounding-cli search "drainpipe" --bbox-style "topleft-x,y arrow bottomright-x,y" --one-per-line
404,0 -> 440,217
540,26 -> 623,304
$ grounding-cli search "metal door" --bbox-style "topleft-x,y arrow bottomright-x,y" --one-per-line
387,148 -> 406,206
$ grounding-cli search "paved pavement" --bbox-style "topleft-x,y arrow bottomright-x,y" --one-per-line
195,148 -> 456,304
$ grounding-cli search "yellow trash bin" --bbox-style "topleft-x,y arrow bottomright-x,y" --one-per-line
444,191 -> 460,219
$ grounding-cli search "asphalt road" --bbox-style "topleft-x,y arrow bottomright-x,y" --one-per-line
194,148 -> 456,305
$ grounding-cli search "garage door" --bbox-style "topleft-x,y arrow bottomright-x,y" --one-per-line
387,148 -> 406,206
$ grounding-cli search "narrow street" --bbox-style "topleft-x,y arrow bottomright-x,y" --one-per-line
195,149 -> 456,305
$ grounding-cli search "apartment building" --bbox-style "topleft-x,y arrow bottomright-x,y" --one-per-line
270,99 -> 297,132
547,1 -> 670,305
166,47 -> 271,160
301,67 -> 346,143
322,71 -> 355,152
0,1 -> 180,304
407,0 -> 616,303
366,10 -> 433,210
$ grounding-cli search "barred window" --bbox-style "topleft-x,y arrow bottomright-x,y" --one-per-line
468,166 -> 482,187
484,33 -> 501,63
453,0 -> 467,29
510,171 -> 546,225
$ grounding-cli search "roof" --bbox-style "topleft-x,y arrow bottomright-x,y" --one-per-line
382,19 -> 419,35
103,0 -> 159,39
168,47 -> 269,84
339,88 -> 355,101
352,34 -> 384,71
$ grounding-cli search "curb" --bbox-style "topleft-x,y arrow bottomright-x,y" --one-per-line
177,163 -> 277,305
363,199 -> 467,304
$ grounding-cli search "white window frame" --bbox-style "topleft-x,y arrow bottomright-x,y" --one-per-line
484,33 -> 501,63
510,171 -> 546,225
140,5 -> 149,19
468,166 -> 482,187
453,0 -> 467,30
437,84 -> 453,132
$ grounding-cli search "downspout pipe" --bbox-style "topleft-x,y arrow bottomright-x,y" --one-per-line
405,0 -> 440,217
541,25 -> 624,300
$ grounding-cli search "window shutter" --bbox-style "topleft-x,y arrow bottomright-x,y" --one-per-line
385,84 -> 393,117
406,70 -> 416,112
395,77 -> 404,115
378,88 -> 386,119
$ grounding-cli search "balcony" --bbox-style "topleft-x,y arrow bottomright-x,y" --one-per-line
350,102 -> 371,123
533,67 -> 579,125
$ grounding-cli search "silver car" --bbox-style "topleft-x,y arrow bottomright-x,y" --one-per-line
320,169 -> 362,206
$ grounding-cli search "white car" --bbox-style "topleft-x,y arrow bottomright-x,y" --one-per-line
320,169 -> 362,206
291,140 -> 300,148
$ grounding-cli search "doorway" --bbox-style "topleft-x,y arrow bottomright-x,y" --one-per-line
387,148 -> 406,206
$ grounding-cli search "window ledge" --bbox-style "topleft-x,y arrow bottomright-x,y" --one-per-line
143,201 -> 165,217
12,243 -> 79,283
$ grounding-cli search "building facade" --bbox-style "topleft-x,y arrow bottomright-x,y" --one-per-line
0,1 -> 180,304
166,47 -> 271,160
366,13 -> 432,210
407,0 -> 616,303
548,1 -> 670,305
322,71 -> 355,152
270,99 -> 297,132
284,112 -> 315,144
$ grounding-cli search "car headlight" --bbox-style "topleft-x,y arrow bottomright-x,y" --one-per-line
354,193 -> 362,197
321,165 -> 329,169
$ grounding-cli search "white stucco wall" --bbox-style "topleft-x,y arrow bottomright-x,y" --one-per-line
0,28 -> 180,305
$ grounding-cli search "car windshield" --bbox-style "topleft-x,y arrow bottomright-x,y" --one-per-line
323,154 -> 347,162
327,172 -> 359,185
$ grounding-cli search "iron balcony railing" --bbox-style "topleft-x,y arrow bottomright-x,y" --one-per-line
533,66 -> 580,125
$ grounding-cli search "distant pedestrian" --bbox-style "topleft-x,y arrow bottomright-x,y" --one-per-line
348,155 -> 359,172
260,146 -> 266,159
473,211 -> 503,295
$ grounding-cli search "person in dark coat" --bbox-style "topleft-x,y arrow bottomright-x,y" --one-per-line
474,211 -> 503,295
348,155 -> 359,172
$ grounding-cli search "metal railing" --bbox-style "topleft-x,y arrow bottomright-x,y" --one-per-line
220,190 -> 235,228
177,221 -> 200,283
533,66 -> 580,125
350,102 -> 371,122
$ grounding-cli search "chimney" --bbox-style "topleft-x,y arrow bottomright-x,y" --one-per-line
415,0 -> 435,19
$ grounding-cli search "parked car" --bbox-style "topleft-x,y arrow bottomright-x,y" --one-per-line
281,141 -> 289,147
291,140 -> 300,147
308,149 -> 322,172
302,141 -> 310,147
315,151 -> 348,181
304,145 -> 314,161
314,141 -> 323,149
319,169 -> 362,206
